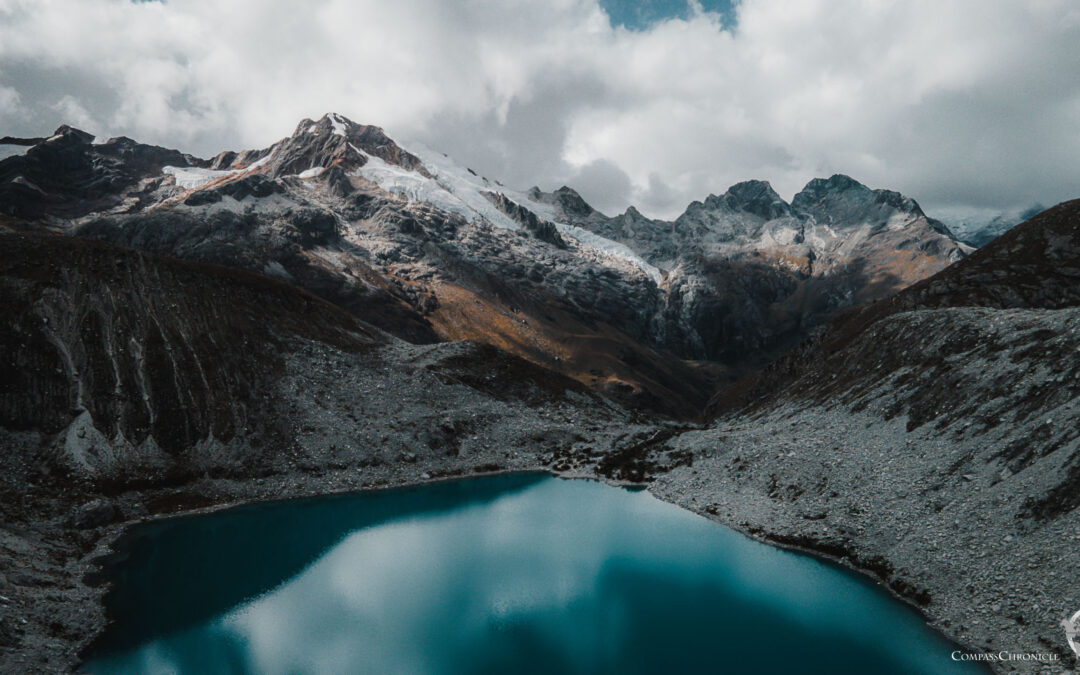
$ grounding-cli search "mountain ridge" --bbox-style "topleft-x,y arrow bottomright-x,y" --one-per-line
2,113 -> 970,416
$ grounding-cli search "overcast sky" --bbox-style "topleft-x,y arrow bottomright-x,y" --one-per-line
1,0 -> 1078,219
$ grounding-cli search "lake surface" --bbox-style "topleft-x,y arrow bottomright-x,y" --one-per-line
83,473 -> 982,674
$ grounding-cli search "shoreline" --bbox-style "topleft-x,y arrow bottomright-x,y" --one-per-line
75,465 -> 993,673
5,399 -> 1074,675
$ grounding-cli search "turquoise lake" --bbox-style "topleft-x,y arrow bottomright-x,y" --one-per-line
83,473 -> 983,674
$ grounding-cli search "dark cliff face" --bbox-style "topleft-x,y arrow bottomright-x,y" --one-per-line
0,231 -> 382,476
0,228 -> 629,483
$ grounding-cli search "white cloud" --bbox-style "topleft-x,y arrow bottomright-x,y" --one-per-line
0,0 -> 1077,218
52,95 -> 98,131
0,83 -> 19,117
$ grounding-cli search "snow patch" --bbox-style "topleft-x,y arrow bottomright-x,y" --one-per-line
394,142 -> 524,231
91,135 -> 110,146
767,225 -> 803,247
164,155 -> 273,190
359,138 -> 661,283
10,175 -> 45,193
163,165 -> 240,189
353,147 -> 521,231
554,223 -> 663,285
298,166 -> 325,179
885,212 -> 914,231
0,144 -> 29,161
493,186 -> 662,284
245,153 -> 273,170
506,189 -> 560,222
328,113 -> 347,137
263,260 -> 295,281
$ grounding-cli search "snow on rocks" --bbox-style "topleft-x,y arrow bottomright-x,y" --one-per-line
0,144 -> 31,161
328,113 -> 347,137
355,139 -> 663,283
353,145 -> 521,232
162,165 -> 241,189
163,153 -> 275,189
554,222 -> 664,285
10,176 -> 45,193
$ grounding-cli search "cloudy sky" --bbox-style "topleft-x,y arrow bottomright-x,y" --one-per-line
1,0 -> 1078,219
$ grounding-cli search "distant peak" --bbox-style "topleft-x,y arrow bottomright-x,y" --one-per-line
273,114 -> 423,179
322,111 -> 354,124
728,179 -> 775,193
291,113 -> 380,140
873,189 -> 924,217
792,174 -> 934,225
695,179 -> 791,220
725,178 -> 786,200
320,112 -> 358,135
49,125 -> 95,144
814,174 -> 867,193
792,174 -> 871,211
554,186 -> 594,216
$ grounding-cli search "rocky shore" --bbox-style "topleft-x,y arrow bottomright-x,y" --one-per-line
654,406 -> 1078,675
5,389 -> 1076,673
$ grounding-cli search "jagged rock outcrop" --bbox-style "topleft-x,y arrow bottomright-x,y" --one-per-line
483,190 -> 567,248
0,126 -> 203,219
258,114 -> 425,179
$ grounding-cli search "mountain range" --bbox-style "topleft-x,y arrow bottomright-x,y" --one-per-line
1,115 -> 1077,672
1,114 -> 973,416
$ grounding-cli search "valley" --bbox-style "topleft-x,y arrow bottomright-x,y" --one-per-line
0,117 -> 1076,673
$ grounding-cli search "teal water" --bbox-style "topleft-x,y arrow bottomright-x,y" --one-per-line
83,474 -> 982,674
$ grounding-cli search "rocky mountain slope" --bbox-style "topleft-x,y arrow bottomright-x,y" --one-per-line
0,229 -> 652,672
643,200 -> 1080,669
536,173 -> 969,365
1,114 -> 968,416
